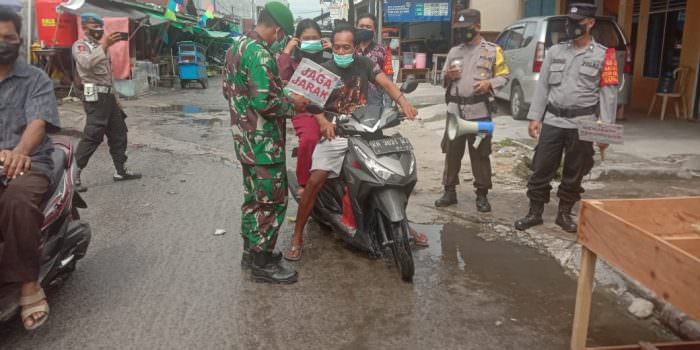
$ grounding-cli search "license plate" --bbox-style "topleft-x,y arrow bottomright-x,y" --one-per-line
368,136 -> 413,155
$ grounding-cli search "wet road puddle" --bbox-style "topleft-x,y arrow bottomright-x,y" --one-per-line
149,105 -> 226,114
147,105 -> 226,129
410,222 -> 671,347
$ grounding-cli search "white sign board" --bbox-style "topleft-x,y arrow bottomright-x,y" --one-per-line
287,58 -> 341,107
577,120 -> 624,145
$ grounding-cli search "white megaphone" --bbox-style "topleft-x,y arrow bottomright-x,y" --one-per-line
56,0 -> 85,13
447,113 -> 494,140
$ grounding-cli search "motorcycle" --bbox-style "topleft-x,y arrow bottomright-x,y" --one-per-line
288,78 -> 420,282
0,137 -> 92,323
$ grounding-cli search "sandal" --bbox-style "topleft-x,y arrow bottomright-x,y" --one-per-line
20,288 -> 49,331
411,232 -> 429,247
283,244 -> 303,261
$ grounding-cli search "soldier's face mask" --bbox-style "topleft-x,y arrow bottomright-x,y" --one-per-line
566,18 -> 589,40
88,28 -> 104,41
0,39 -> 21,65
269,28 -> 287,54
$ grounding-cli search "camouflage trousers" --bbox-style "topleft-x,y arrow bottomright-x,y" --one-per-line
240,163 -> 288,253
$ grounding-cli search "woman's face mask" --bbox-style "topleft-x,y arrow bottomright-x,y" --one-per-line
356,28 -> 374,42
300,40 -> 323,54
333,53 -> 354,68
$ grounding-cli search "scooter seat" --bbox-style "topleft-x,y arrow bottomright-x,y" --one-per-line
47,148 -> 67,195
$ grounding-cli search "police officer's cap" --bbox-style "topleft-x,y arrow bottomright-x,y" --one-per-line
567,3 -> 596,20
263,1 -> 294,36
453,9 -> 480,28
80,12 -> 103,25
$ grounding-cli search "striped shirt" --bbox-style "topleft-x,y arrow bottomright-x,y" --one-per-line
0,59 -> 61,178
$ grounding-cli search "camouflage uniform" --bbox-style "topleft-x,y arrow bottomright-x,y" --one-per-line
223,31 -> 295,253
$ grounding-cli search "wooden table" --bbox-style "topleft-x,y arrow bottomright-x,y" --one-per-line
571,197 -> 700,350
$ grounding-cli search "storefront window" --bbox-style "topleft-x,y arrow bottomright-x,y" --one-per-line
643,0 -> 686,78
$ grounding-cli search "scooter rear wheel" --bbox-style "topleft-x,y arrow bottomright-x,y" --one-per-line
386,219 -> 414,282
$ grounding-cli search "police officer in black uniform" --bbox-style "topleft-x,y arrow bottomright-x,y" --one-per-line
72,13 -> 140,192
514,3 -> 618,233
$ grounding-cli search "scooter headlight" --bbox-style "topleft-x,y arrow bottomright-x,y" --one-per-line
409,155 -> 416,175
354,146 -> 395,181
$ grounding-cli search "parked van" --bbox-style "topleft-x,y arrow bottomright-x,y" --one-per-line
494,16 -> 632,120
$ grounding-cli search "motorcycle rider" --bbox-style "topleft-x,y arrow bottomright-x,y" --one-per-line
284,24 -> 418,261
0,8 -> 60,330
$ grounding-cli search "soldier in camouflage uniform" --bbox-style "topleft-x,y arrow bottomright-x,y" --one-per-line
223,1 -> 307,284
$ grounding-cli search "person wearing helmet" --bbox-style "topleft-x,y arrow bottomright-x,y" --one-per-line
223,1 -> 308,284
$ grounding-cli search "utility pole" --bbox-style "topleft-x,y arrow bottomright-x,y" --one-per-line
26,0 -> 32,61
377,0 -> 382,41
348,0 -> 355,24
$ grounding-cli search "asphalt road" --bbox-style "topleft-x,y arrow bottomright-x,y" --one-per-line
0,79 -> 673,349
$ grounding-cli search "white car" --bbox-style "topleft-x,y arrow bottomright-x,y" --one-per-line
495,16 -> 632,120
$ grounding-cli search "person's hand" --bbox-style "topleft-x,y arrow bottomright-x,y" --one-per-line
319,118 -> 336,140
0,150 -> 31,179
399,101 -> 418,120
321,39 -> 332,50
528,120 -> 541,139
473,80 -> 491,95
283,37 -> 299,55
445,67 -> 462,81
101,32 -> 121,49
289,92 -> 309,112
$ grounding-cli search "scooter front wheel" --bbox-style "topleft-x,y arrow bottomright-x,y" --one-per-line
386,218 -> 414,282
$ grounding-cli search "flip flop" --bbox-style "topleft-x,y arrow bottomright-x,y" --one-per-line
20,288 -> 49,331
412,232 -> 429,247
283,244 -> 303,261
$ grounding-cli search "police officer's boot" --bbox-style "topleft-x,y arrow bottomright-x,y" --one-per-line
475,191 -> 491,213
251,251 -> 298,284
435,186 -> 458,207
113,165 -> 142,182
514,201 -> 545,231
74,168 -> 87,193
555,202 -> 578,233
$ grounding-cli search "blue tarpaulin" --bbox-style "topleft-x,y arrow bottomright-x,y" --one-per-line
383,0 -> 451,23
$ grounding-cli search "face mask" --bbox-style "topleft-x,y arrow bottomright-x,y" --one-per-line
0,41 -> 21,65
269,29 -> 289,54
300,40 -> 323,54
356,28 -> 374,42
89,28 -> 104,41
463,28 -> 478,43
566,18 -> 588,40
333,53 -> 354,68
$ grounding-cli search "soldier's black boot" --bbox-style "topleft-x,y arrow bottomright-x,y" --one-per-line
74,168 -> 87,193
241,240 -> 252,270
514,201 -> 545,231
475,191 -> 491,213
435,187 -> 458,207
251,251 -> 298,284
555,202 -> 578,233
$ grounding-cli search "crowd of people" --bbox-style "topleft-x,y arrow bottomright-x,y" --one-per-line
0,0 -> 617,330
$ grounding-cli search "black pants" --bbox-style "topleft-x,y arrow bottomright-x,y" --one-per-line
75,93 -> 128,172
440,116 -> 492,195
527,124 -> 595,204
0,172 -> 49,283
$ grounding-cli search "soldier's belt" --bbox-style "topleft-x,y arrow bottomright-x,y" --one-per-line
546,103 -> 599,118
446,94 -> 489,106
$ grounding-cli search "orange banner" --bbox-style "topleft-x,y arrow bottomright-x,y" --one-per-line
600,48 -> 619,87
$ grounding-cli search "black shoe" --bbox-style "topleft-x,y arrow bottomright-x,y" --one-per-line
435,190 -> 457,207
114,169 -> 142,181
555,203 -> 578,233
74,168 -> 87,193
251,251 -> 298,284
476,193 -> 491,213
514,201 -> 545,231
242,249 -> 283,270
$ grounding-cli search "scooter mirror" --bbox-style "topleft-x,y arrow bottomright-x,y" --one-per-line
400,75 -> 419,94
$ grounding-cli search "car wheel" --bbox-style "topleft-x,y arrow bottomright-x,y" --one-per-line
510,84 -> 529,120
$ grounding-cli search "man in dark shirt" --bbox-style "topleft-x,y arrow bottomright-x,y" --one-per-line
0,8 -> 60,330
283,24 -> 418,260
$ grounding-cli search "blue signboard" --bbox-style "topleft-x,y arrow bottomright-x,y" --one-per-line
383,0 -> 452,23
